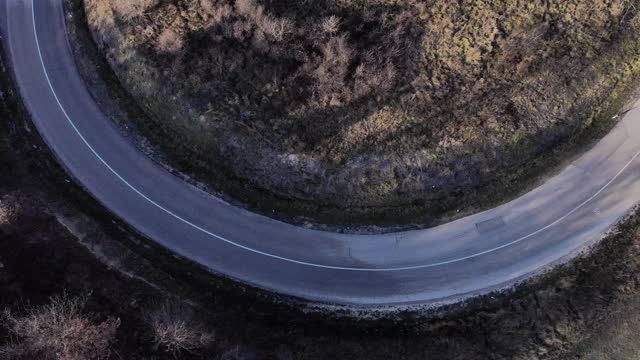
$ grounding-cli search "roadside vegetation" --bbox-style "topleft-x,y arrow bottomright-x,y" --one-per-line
6,2 -> 640,359
79,0 -> 640,228
0,294 -> 119,360
147,301 -> 214,356
5,35 -> 640,358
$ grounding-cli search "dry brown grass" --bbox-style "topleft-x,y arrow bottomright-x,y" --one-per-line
0,294 -> 120,360
83,0 -> 640,224
184,0 -> 420,112
110,0 -> 157,19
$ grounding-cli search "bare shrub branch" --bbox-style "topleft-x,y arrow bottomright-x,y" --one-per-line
147,301 -> 214,357
319,16 -> 341,34
0,294 -> 120,360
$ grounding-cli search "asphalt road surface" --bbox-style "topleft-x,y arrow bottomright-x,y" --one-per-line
3,0 -> 640,306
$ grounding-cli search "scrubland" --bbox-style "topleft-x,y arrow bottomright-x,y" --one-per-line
84,0 -> 640,226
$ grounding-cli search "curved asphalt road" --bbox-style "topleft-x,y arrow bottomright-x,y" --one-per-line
3,0 -> 640,306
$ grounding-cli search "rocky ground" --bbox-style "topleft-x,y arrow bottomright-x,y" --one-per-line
79,0 -> 640,229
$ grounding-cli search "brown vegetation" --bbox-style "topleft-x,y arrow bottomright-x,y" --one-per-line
0,295 -> 119,360
147,301 -> 214,356
83,0 -> 640,227
5,8 -> 640,357
110,0 -> 157,20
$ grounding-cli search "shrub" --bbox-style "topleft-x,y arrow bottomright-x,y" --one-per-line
156,29 -> 184,54
0,202 -> 10,225
201,0 -> 233,22
0,294 -> 120,360
110,0 -> 156,20
234,0 -> 294,41
0,193 -> 25,227
319,16 -> 340,34
147,301 -> 214,356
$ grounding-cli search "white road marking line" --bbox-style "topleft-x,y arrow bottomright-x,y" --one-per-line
29,0 -> 640,272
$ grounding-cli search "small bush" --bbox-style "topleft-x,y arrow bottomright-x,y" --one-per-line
156,29 -> 184,54
0,202 -> 10,225
147,301 -> 214,356
110,0 -> 156,20
0,193 -> 25,226
0,294 -> 120,360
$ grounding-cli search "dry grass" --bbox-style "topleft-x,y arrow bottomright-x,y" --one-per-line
190,0 -> 420,111
110,0 -> 157,20
83,0 -> 640,223
147,301 -> 214,357
0,294 -> 120,360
